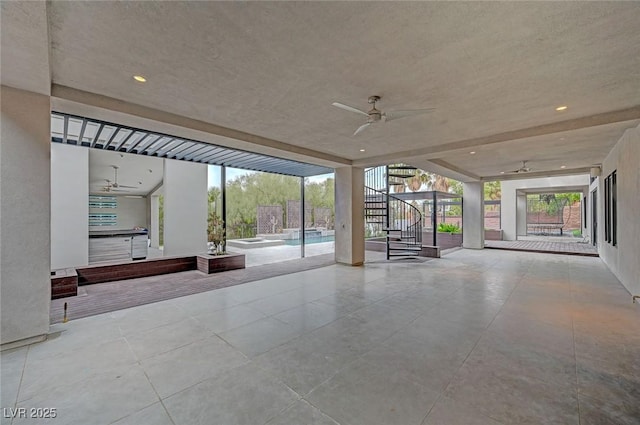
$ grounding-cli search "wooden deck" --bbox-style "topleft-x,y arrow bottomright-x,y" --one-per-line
485,240 -> 598,256
50,254 -> 335,324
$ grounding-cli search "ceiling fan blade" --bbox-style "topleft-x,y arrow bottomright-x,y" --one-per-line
384,108 -> 435,122
332,102 -> 370,117
353,123 -> 371,136
116,184 -> 138,189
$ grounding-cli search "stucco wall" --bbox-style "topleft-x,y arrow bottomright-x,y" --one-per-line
599,124 -> 640,296
162,159 -> 207,256
51,143 -> 89,269
1,86 -> 51,345
335,167 -> 364,265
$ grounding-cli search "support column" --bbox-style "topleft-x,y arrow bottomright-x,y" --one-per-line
163,159 -> 208,256
516,193 -> 528,237
221,166 -> 226,252
335,166 -> 365,265
300,176 -> 305,258
462,181 -> 484,249
1,86 -> 51,347
51,143 -> 89,269
150,195 -> 160,249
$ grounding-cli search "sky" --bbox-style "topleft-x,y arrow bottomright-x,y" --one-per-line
207,165 -> 333,188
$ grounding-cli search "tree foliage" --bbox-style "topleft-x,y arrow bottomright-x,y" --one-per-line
223,172 -> 335,239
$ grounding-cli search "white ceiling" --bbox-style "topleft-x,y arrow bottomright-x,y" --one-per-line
2,2 -> 640,181
89,150 -> 163,196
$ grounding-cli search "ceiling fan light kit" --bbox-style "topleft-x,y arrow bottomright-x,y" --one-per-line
332,95 -> 435,136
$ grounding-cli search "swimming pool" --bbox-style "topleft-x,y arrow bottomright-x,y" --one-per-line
283,235 -> 335,246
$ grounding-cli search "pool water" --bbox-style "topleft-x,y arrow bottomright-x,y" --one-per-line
284,235 -> 335,246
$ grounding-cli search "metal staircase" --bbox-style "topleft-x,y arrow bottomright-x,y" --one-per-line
365,165 -> 423,259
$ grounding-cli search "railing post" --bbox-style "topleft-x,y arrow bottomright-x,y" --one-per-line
385,165 -> 390,260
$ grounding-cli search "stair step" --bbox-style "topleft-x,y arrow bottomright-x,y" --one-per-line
388,241 -> 419,246
388,173 -> 414,178
388,252 -> 421,257
389,249 -> 422,253
388,165 -> 418,171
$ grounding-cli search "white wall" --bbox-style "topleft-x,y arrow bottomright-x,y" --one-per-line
163,159 -> 207,256
516,194 -> 527,237
462,181 -> 484,249
88,196 -> 148,230
51,143 -> 89,269
335,166 -> 364,265
0,86 -> 51,346
501,175 -> 590,241
599,124 -> 640,296
149,195 -> 160,249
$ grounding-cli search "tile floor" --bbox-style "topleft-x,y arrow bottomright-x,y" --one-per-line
1,249 -> 639,425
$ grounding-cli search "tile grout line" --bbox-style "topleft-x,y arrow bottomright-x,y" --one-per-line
121,335 -> 177,425
419,260 -> 526,425
570,263 -> 583,425
8,345 -> 31,425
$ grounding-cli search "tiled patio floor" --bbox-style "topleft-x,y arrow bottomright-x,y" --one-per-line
2,249 -> 637,425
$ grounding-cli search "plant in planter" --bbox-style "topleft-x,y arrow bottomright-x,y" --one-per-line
437,222 -> 461,234
207,211 -> 226,255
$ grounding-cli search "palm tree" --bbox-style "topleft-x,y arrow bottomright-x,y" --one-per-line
406,169 -> 434,192
433,175 -> 450,192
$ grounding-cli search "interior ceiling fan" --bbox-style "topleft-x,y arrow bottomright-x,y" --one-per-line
332,95 -> 435,136
508,160 -> 532,174
98,165 -> 137,192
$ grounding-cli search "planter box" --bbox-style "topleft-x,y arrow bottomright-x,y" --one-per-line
197,253 -> 246,274
51,268 -> 78,299
484,229 -> 503,240
422,232 -> 463,250
76,256 -> 197,285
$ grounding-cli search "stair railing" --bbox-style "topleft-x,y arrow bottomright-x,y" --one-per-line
364,166 -> 423,259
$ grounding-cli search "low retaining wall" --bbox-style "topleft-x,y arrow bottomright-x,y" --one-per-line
53,253 -> 246,299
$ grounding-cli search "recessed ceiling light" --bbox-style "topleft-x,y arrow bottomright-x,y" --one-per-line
500,171 -> 505,174
470,151 -> 476,155
359,149 -> 365,152
133,75 -> 147,83
555,105 -> 568,111
560,165 -> 566,169
559,137 -> 566,141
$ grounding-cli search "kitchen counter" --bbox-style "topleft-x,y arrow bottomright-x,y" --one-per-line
89,230 -> 148,263
89,229 -> 148,238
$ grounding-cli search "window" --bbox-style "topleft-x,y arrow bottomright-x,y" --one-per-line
604,170 -> 617,246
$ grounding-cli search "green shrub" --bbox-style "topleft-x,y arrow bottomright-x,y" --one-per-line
572,229 -> 582,237
437,223 -> 461,234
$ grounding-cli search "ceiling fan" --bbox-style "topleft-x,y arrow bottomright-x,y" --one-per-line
332,95 -> 435,136
508,161 -> 532,174
96,165 -> 137,193
109,165 -> 137,189
99,179 -> 130,193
